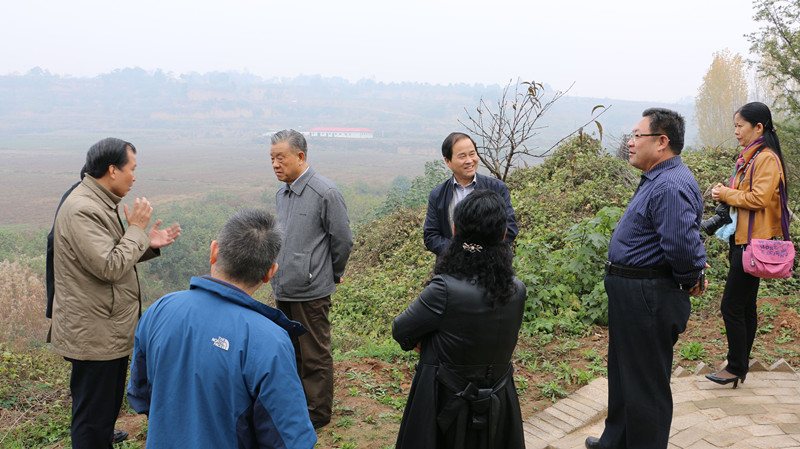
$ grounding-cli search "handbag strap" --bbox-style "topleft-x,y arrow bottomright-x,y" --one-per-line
746,150 -> 790,243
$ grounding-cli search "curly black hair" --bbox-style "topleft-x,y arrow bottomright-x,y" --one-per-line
433,189 -> 517,307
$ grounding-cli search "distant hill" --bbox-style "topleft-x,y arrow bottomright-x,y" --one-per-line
0,68 -> 696,229
0,68 -> 695,150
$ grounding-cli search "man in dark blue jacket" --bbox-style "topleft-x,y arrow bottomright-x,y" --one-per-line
423,132 -> 518,256
127,209 -> 316,449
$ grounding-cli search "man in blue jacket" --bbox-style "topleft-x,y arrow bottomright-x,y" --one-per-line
424,132 -> 518,256
127,209 -> 316,449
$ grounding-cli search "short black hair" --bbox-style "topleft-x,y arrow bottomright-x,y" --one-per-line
642,108 -> 685,154
216,209 -> 282,287
85,137 -> 136,178
441,132 -> 478,160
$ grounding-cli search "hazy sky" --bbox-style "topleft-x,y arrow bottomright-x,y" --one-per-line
1,0 -> 759,103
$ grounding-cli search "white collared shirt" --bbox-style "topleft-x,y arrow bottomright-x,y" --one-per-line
452,176 -> 477,207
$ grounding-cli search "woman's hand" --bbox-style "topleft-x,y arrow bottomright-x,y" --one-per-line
711,183 -> 726,202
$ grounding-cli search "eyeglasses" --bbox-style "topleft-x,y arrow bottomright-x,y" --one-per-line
630,133 -> 665,142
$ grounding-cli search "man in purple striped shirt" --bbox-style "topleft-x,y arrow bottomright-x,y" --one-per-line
586,108 -> 708,449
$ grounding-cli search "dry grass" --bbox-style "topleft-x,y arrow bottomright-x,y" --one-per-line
0,260 -> 48,348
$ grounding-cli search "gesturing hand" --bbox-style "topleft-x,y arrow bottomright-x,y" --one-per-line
148,220 -> 181,249
124,197 -> 153,230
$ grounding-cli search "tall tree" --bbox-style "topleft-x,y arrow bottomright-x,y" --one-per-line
748,0 -> 800,192
694,49 -> 749,149
748,0 -> 800,114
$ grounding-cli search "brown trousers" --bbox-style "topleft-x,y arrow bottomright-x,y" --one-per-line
277,296 -> 333,425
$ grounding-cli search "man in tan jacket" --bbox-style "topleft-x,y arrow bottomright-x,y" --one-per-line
50,137 -> 180,448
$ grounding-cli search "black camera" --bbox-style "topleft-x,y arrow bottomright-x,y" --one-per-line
700,202 -> 732,235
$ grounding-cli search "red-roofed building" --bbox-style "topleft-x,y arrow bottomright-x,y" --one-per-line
308,127 -> 374,138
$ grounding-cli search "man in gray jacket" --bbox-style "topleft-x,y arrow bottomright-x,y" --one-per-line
51,137 -> 180,448
269,129 -> 353,429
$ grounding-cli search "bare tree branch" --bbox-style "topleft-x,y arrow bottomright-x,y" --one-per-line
459,79 -> 608,181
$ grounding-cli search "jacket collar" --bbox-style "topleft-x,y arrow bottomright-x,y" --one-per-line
83,175 -> 122,208
189,276 -> 307,337
284,167 -> 316,196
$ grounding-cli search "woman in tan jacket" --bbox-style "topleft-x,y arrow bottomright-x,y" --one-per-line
707,102 -> 788,387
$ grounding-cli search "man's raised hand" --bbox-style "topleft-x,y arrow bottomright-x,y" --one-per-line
124,197 -> 153,230
148,220 -> 181,249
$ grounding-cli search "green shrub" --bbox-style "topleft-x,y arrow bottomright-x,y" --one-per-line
678,341 -> 707,361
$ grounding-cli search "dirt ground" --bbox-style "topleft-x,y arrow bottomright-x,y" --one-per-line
100,297 -> 800,449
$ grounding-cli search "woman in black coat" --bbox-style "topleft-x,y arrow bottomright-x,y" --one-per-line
393,189 -> 527,449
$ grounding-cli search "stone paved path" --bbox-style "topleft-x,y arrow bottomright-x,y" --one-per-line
524,360 -> 800,449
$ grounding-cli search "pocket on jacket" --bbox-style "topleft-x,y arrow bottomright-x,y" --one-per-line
278,252 -> 313,292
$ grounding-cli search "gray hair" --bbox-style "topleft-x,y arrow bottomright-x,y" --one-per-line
270,129 -> 308,156
216,209 -> 282,287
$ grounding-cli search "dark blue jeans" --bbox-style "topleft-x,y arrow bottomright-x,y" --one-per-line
600,275 -> 691,449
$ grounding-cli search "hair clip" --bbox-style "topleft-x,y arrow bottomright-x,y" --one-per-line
462,243 -> 483,253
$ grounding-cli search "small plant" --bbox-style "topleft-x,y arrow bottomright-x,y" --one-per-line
136,420 -> 148,440
335,416 -> 355,429
678,341 -> 707,361
776,328 -> 796,344
538,379 -> 568,401
514,348 -> 539,365
580,347 -> 600,361
514,375 -> 529,395
587,359 -> 607,377
759,303 -> 779,321
776,347 -> 800,358
757,324 -> 775,335
363,415 -> 377,424
378,412 -> 402,423
573,368 -> 595,385
539,360 -> 558,373
554,339 -> 581,356
383,366 -> 405,382
345,370 -> 374,382
556,362 -> 578,385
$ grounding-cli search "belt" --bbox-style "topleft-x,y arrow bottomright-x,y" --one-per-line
604,261 -> 672,279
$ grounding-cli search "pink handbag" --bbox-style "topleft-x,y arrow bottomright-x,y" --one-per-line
742,152 -> 795,279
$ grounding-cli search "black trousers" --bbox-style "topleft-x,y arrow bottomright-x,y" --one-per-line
720,241 -> 760,376
599,275 -> 691,449
67,356 -> 129,449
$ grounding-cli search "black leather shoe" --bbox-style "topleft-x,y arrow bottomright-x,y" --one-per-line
112,429 -> 128,444
585,436 -> 603,449
312,420 -> 329,430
